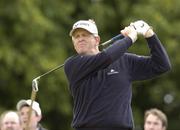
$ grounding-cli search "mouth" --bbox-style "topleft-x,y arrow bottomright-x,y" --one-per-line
79,44 -> 85,47
78,43 -> 86,48
23,121 -> 27,124
22,119 -> 28,124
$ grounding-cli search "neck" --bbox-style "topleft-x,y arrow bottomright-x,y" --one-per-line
87,46 -> 100,55
83,49 -> 100,55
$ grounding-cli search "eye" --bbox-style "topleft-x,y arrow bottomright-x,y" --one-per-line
73,34 -> 79,39
82,33 -> 88,37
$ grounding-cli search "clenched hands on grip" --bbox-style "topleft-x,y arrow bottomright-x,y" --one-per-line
121,20 -> 155,43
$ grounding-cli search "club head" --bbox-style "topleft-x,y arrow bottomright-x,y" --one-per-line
32,77 -> 40,92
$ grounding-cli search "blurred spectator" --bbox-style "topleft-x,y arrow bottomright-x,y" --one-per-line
16,99 -> 47,130
144,108 -> 167,130
0,110 -> 22,130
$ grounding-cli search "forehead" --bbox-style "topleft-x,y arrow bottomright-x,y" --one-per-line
2,112 -> 19,123
19,106 -> 37,115
72,28 -> 91,36
146,114 -> 162,123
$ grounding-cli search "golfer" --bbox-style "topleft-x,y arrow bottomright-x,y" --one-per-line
64,19 -> 171,130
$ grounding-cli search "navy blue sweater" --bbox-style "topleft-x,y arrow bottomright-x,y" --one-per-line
64,35 -> 171,130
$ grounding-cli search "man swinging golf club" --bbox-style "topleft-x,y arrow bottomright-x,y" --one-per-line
64,19 -> 171,130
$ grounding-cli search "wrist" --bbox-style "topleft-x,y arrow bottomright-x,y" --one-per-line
144,27 -> 154,38
128,34 -> 137,43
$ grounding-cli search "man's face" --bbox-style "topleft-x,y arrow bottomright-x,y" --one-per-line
72,28 -> 100,55
1,112 -> 21,130
19,106 -> 41,129
144,114 -> 165,130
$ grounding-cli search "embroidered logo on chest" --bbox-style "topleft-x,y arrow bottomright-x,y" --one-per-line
107,69 -> 119,75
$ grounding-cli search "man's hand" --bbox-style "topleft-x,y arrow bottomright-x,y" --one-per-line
131,20 -> 154,38
121,26 -> 137,43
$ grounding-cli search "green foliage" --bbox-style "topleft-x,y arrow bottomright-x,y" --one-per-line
0,0 -> 179,129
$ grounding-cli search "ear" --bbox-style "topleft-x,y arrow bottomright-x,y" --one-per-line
37,115 -> 42,122
162,126 -> 166,130
95,36 -> 100,46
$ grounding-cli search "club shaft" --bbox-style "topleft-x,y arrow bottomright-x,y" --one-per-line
35,63 -> 65,80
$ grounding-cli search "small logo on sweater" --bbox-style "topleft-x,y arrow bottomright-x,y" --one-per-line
107,69 -> 119,75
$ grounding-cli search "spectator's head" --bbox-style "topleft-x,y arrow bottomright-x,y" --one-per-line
16,99 -> 42,129
144,108 -> 167,130
0,110 -> 22,130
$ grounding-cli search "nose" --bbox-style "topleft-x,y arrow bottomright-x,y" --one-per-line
77,35 -> 85,41
148,124 -> 154,130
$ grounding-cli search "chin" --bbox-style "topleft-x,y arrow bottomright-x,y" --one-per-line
78,50 -> 86,55
78,52 -> 86,55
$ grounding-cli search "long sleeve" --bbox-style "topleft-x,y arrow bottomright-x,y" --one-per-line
127,34 -> 171,81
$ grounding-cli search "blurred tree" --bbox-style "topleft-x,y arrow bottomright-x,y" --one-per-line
0,0 -> 73,129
